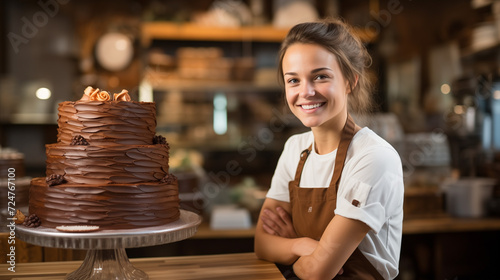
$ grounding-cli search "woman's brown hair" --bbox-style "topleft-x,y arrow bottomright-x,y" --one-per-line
278,18 -> 374,115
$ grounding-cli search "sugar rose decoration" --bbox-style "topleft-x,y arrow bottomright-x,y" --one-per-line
81,86 -> 131,101
81,86 -> 95,101
92,90 -> 110,101
81,86 -> 109,101
113,89 -> 131,101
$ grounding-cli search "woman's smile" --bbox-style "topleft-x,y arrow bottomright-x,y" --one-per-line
300,102 -> 325,110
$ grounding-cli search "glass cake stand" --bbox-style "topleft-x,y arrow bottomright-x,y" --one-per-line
17,209 -> 202,280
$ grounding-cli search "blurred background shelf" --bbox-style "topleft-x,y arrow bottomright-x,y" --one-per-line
141,21 -> 376,46
142,22 -> 288,45
144,71 -> 281,92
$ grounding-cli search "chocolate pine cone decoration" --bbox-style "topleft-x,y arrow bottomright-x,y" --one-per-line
161,174 -> 177,184
70,135 -> 89,145
46,174 -> 65,186
23,214 -> 41,228
153,135 -> 169,149
153,134 -> 167,145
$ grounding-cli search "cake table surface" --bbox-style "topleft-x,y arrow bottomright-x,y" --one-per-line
0,252 -> 284,280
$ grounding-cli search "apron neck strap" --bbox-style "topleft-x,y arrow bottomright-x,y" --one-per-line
330,114 -> 357,190
293,147 -> 311,183
292,114 -> 357,189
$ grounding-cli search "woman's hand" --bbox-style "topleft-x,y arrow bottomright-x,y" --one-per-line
255,198 -> 298,264
260,206 -> 297,238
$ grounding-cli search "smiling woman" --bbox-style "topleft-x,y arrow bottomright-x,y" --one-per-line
277,19 -> 374,119
282,43 -> 350,132
255,19 -> 404,280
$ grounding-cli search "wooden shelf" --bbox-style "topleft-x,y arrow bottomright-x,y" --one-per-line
142,22 -> 287,46
141,22 -> 376,46
145,72 -> 281,92
461,41 -> 500,59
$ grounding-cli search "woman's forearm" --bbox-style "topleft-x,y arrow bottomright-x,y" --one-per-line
255,198 -> 303,264
293,243 -> 345,280
293,215 -> 370,279
255,226 -> 319,265
254,226 -> 299,265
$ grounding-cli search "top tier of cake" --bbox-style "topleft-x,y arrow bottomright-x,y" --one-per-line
47,88 -> 170,185
57,100 -> 157,145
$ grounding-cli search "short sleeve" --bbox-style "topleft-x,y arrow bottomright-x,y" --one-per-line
334,146 -> 404,234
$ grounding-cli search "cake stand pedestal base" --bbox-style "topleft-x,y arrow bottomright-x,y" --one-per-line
66,248 -> 148,280
17,210 -> 202,280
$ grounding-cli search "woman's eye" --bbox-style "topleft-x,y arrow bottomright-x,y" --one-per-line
315,74 -> 328,81
287,78 -> 299,84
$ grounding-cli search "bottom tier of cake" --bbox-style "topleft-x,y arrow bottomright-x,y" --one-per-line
29,177 -> 180,229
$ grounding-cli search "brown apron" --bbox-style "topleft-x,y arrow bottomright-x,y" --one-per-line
289,115 -> 385,280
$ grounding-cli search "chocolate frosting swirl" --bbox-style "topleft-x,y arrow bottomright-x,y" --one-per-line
45,143 -> 170,184
30,177 -> 180,229
57,101 -> 157,145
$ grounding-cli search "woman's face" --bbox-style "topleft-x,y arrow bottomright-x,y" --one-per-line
282,43 -> 349,129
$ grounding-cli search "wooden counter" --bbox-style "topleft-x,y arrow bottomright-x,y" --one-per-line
0,252 -> 283,280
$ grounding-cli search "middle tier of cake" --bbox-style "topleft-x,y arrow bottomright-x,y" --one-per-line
46,143 -> 169,184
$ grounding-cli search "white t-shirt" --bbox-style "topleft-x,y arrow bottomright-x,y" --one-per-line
266,127 -> 404,280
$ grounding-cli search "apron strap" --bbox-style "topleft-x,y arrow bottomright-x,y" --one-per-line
293,146 -> 312,183
292,114 -> 357,188
329,114 -> 357,191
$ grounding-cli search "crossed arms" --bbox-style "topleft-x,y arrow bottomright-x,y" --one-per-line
254,198 -> 370,280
